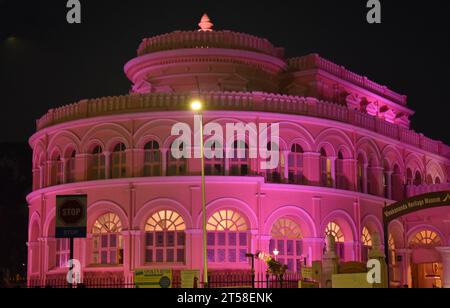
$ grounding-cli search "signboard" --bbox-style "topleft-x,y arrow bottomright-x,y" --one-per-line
301,267 -> 313,280
56,195 -> 87,238
181,270 -> 200,288
332,273 -> 373,289
383,191 -> 450,223
134,269 -> 173,288
298,280 -> 319,288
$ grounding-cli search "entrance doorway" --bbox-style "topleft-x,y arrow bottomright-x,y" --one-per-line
412,262 -> 442,288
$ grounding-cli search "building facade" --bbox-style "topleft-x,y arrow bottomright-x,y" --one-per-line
27,15 -> 450,288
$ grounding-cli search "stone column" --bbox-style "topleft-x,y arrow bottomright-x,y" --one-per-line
131,231 -> 144,269
397,248 -> 412,288
187,229 -> 203,271
437,247 -> 450,288
363,163 -> 369,194
161,148 -> 168,176
104,151 -> 111,179
61,158 -> 68,184
122,231 -> 132,279
46,161 -> 54,187
39,165 -> 45,188
125,149 -> 134,178
32,168 -> 40,190
330,156 -> 337,188
384,171 -> 393,199
283,150 -> 290,183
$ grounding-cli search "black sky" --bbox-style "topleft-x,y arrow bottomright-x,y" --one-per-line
1,0 -> 449,144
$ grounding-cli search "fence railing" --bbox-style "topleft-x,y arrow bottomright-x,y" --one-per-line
35,92 -> 450,159
27,272 -> 300,289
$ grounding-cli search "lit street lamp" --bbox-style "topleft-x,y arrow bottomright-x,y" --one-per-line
191,99 -> 208,288
273,248 -> 279,261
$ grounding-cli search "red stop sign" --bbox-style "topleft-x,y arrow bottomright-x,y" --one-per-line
59,199 -> 84,225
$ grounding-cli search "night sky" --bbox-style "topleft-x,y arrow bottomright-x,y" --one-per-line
1,0 -> 449,145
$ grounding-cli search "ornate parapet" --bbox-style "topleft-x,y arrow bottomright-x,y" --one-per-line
35,91 -> 450,159
137,30 -> 285,59
288,54 -> 408,106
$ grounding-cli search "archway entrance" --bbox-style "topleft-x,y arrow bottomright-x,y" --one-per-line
383,191 -> 450,288
411,262 -> 442,289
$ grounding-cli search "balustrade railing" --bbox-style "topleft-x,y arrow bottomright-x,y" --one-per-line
137,30 -> 283,58
35,92 -> 449,159
288,54 -> 407,105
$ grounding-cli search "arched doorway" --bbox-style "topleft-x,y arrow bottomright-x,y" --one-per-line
409,230 -> 443,288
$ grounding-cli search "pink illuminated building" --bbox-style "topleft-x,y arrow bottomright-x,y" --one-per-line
27,15 -> 450,288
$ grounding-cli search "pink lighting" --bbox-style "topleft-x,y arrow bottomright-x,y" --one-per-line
26,15 -> 449,289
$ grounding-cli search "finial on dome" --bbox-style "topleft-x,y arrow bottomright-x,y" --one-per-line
198,13 -> 214,32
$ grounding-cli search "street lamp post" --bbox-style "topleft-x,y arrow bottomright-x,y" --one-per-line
191,100 -> 208,288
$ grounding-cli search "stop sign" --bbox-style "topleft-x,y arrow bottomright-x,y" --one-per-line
59,199 -> 84,225
56,195 -> 87,238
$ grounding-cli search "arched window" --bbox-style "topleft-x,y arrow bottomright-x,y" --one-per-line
325,222 -> 345,259
167,141 -> 187,176
144,141 -> 161,177
320,148 -> 332,187
270,218 -> 303,273
90,146 -> 105,180
265,142 -> 281,183
230,141 -> 250,176
361,227 -> 373,262
413,171 -> 422,186
92,213 -> 123,265
112,143 -> 127,179
435,177 -> 441,184
205,140 -> 224,176
357,154 -> 365,193
145,210 -> 186,264
66,150 -> 77,183
336,151 -> 345,190
410,230 -> 441,247
288,144 -> 304,185
56,238 -> 70,268
207,210 -> 249,264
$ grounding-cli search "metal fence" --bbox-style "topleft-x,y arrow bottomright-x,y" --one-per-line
25,272 -> 300,289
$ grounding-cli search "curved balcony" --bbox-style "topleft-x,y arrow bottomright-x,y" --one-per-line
34,91 -> 450,159
136,30 -> 284,58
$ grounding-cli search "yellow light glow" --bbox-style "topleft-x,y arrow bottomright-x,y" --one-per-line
190,100 -> 203,111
